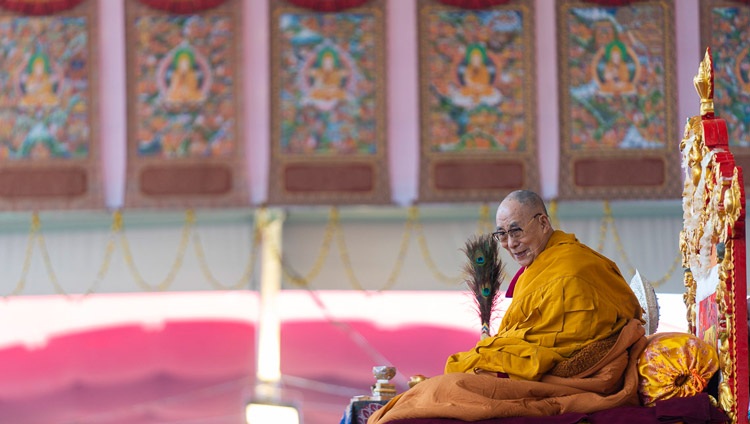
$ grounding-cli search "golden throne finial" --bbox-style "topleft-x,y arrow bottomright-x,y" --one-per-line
693,47 -> 714,118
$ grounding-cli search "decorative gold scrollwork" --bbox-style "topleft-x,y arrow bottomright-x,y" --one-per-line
681,48 -> 743,423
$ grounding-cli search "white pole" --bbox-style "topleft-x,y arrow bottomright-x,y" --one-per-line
255,208 -> 285,401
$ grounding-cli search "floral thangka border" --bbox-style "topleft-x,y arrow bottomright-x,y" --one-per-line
417,0 -> 538,203
124,0 -> 247,209
557,0 -> 680,200
700,0 -> 750,185
0,0 -> 101,210
268,0 -> 390,205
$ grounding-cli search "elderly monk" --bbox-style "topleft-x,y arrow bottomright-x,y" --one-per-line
368,190 -> 646,423
445,189 -> 643,380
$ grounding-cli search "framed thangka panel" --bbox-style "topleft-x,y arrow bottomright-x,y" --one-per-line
700,0 -> 750,185
0,0 -> 100,210
417,0 -> 538,202
557,0 -> 679,200
268,0 -> 390,205
124,0 -> 246,208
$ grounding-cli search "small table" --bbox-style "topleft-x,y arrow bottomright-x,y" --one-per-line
340,398 -> 390,424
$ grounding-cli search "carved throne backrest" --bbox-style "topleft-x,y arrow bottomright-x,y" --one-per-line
680,48 -> 749,424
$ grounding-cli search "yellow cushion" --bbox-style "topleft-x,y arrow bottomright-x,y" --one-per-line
637,332 -> 719,406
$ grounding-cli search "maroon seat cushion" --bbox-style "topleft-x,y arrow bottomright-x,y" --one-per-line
384,393 -> 728,424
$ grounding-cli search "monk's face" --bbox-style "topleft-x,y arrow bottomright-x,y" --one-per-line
495,200 -> 549,267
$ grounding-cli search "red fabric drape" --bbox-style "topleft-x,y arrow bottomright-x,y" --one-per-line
0,0 -> 83,15
136,0 -> 227,14
576,0 -> 644,5
436,0 -> 510,9
285,0 -> 370,12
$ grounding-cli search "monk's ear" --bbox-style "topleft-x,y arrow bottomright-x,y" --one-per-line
539,214 -> 552,230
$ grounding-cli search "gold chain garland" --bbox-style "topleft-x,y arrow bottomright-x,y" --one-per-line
377,207 -> 414,292
4,213 -> 38,297
548,199 -> 560,229
3,203 -> 682,295
7,213 -> 77,296
359,206 -> 414,292
84,231 -> 118,295
603,201 -> 635,276
192,228 -> 259,290
282,206 -> 416,292
296,208 -> 337,285
413,207 -> 463,285
278,251 -> 311,289
36,221 -> 69,296
4,210 -> 259,295
282,205 -> 471,291
118,210 -> 192,291
333,208 -> 367,292
651,254 -> 682,287
191,213 -> 260,291
597,203 -> 609,253
477,203 -> 494,234
599,201 -> 681,287
278,207 -> 336,289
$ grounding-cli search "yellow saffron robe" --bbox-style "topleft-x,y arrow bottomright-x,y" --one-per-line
445,230 -> 643,380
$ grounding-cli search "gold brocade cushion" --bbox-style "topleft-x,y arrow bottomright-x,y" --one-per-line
548,332 -> 619,378
637,332 -> 719,407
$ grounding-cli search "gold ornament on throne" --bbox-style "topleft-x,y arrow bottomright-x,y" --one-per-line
693,48 -> 714,118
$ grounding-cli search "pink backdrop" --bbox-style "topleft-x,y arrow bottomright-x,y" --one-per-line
0,291 -> 687,424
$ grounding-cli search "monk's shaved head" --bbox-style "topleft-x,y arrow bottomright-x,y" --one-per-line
495,190 -> 553,267
502,190 -> 548,216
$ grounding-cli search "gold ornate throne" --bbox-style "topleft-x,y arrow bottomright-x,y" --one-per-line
680,48 -> 749,424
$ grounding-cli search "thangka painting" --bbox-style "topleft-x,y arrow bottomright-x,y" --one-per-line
124,0 -> 246,208
700,0 -> 750,184
268,0 -> 389,205
0,0 -> 101,210
557,0 -> 680,200
417,0 -> 538,203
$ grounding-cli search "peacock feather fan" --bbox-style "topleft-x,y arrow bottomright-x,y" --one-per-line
461,234 -> 504,339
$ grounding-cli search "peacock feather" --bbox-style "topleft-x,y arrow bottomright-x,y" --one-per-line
461,234 -> 504,339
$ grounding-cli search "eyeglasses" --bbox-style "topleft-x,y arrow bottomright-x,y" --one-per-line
492,213 -> 542,243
